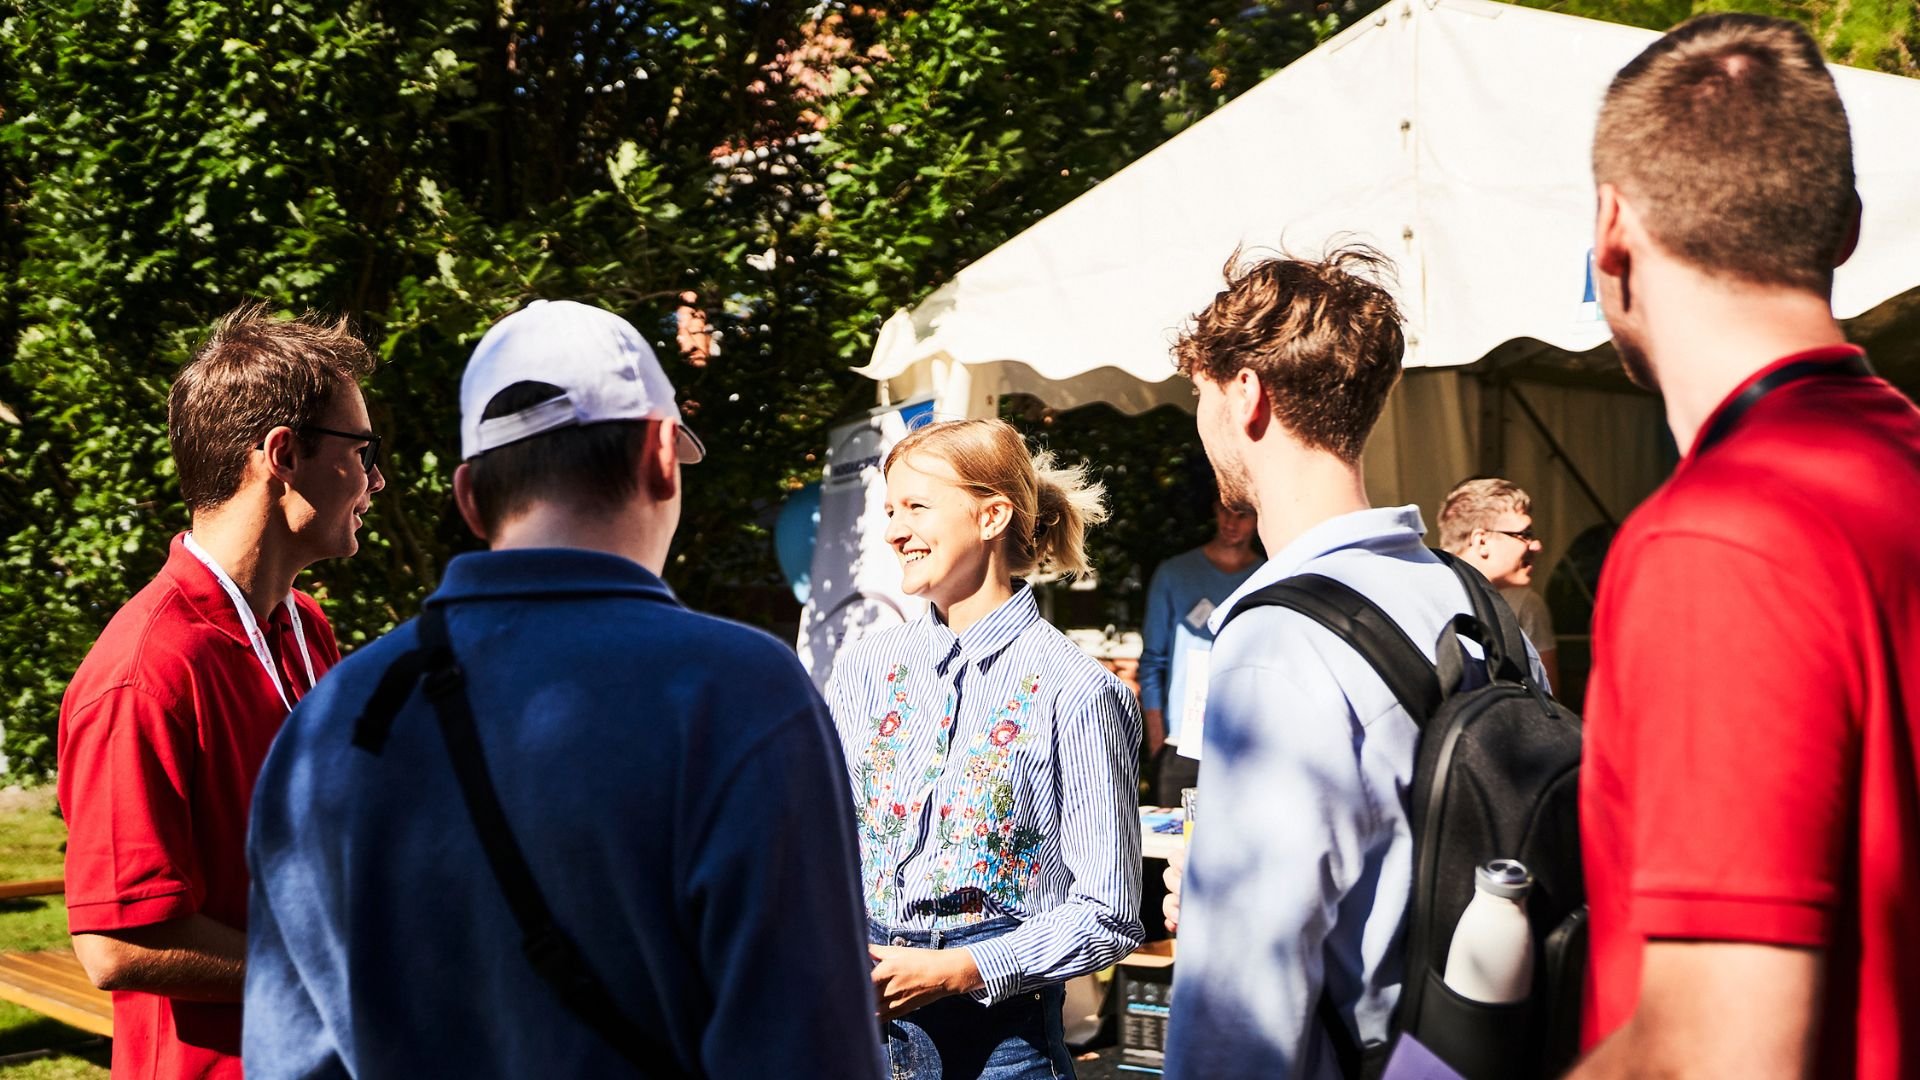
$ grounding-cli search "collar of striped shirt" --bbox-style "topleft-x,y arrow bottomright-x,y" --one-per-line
922,581 -> 1040,677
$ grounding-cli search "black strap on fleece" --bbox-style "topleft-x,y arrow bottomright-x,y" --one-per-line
353,605 -> 683,1075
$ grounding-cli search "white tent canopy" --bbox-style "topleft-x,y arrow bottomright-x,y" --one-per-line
859,0 -> 1920,419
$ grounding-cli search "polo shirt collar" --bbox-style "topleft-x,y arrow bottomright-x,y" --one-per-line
429,548 -> 681,607
920,583 -> 1041,677
1209,505 -> 1427,634
160,532 -> 287,649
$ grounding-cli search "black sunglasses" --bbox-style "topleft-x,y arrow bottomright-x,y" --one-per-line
305,426 -> 382,473
256,425 -> 383,473
1488,527 -> 1537,544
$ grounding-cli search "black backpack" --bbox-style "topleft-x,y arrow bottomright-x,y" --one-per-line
1221,551 -> 1585,1080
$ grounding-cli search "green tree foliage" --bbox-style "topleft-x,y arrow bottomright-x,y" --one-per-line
0,0 -> 1341,777
809,0 -> 1914,622
815,1 -> 1335,361
0,0 -> 867,776
1,0 -> 1911,778
813,1 -> 1338,615
1520,0 -> 1915,75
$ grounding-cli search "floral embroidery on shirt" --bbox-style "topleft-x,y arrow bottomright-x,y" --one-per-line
855,663 -> 965,917
924,673 -> 1046,923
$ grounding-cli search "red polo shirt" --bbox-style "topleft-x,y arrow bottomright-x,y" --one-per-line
1582,346 -> 1920,1076
58,534 -> 339,1080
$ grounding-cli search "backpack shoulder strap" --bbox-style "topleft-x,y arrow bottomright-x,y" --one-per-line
401,605 -> 684,1075
1316,991 -> 1365,1079
1223,574 -> 1443,728
1226,579 -> 1431,1077
1430,549 -> 1530,684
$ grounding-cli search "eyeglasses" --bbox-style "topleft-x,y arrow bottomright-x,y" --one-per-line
256,425 -> 383,473
1487,527 -> 1537,544
304,426 -> 382,473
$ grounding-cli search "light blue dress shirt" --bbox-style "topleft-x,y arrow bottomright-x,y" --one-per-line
1164,506 -> 1541,1079
826,584 -> 1145,1005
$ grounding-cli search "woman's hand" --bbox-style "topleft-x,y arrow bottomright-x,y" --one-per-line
869,944 -> 987,1021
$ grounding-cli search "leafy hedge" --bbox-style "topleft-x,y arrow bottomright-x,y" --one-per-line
0,0 -> 871,776
3,0 -> 1909,778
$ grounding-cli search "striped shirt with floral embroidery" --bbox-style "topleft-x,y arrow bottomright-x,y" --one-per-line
826,585 -> 1145,1005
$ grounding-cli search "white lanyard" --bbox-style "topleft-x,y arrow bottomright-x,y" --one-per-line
183,533 -> 315,712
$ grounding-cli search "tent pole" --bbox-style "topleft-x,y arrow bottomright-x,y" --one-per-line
1476,372 -> 1506,477
1505,383 -> 1617,527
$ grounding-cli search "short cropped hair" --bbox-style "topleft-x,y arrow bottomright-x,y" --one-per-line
169,305 -> 375,513
465,381 -> 653,535
1174,246 -> 1406,464
1593,13 -> 1854,293
1437,477 -> 1532,554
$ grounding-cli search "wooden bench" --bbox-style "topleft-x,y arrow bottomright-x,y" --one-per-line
0,879 -> 114,1038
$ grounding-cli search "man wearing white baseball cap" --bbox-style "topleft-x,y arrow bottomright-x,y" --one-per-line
244,300 -> 885,1078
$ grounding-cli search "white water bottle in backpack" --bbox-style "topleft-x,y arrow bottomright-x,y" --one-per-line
1443,859 -> 1535,1004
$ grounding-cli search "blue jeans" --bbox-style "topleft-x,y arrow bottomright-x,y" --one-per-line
870,917 -> 1076,1080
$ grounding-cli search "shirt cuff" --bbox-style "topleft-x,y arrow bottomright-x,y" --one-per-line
965,935 -> 1024,1005
1633,890 -> 1833,948
66,890 -> 199,934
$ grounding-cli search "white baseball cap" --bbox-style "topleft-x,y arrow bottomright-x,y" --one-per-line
459,299 -> 705,464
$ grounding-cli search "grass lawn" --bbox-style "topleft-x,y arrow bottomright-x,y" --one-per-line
0,788 -> 108,1079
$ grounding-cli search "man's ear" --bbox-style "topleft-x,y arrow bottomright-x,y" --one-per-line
1231,367 -> 1269,440
260,425 -> 300,484
1594,183 -> 1632,280
452,463 -> 490,542
1835,190 -> 1862,268
640,421 -> 681,503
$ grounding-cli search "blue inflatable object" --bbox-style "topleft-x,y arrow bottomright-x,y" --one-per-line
775,481 -> 822,604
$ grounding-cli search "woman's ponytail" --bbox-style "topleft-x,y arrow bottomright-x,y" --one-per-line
1027,449 -> 1107,579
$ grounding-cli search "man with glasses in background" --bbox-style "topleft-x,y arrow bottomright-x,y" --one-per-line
58,305 -> 383,1080
1436,477 -> 1557,689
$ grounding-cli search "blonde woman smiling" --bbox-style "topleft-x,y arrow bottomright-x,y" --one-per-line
827,418 -> 1144,1080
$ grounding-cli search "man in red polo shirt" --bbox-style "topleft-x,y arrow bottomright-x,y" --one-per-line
1571,14 -> 1920,1079
57,306 -> 384,1078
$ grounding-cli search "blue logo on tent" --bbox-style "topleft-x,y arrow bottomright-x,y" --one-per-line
1575,248 -> 1605,324
901,399 -> 937,430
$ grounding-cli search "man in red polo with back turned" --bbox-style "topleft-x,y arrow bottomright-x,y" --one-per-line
57,307 -> 383,1078
1571,14 -> 1920,1079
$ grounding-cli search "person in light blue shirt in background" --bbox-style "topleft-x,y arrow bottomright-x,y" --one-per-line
1137,492 -> 1261,805
1161,249 -> 1541,1078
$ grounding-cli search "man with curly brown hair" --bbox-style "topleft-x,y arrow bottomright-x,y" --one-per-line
1162,249 -> 1542,1078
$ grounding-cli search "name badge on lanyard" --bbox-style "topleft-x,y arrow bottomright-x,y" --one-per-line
183,533 -> 316,712
1175,643 -> 1210,762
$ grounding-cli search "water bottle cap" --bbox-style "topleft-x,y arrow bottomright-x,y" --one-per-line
1476,859 -> 1533,899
